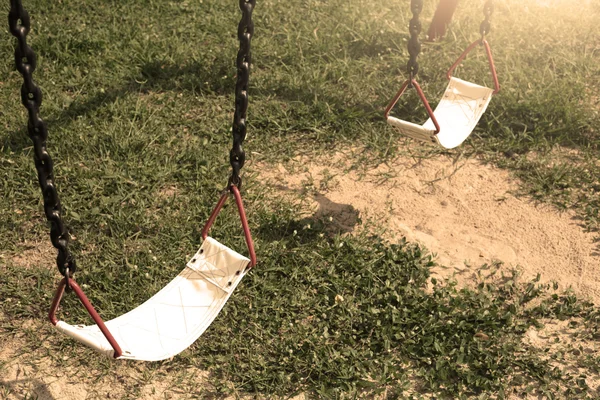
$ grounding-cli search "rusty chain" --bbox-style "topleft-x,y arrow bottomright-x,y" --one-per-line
8,0 -> 76,278
480,0 -> 494,39
229,0 -> 256,190
407,0 -> 423,80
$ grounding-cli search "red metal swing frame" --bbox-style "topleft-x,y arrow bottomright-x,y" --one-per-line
48,185 -> 256,359
447,38 -> 500,94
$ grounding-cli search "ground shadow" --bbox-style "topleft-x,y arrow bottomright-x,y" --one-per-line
1,57 -> 236,153
254,185 -> 360,245
3,39 -> 408,156
0,377 -> 56,400
277,184 -> 360,235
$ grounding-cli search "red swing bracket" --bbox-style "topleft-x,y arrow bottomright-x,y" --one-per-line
201,185 -> 257,268
48,277 -> 123,358
384,78 -> 441,134
446,39 -> 500,95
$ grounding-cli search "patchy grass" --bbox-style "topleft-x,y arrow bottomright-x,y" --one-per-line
1,0 -> 599,398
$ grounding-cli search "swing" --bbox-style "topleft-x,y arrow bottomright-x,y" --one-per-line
385,0 -> 500,149
8,0 -> 257,361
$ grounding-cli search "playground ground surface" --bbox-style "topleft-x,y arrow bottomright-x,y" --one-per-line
1,0 -> 599,398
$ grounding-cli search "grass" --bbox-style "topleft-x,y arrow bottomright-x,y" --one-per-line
1,0 -> 599,398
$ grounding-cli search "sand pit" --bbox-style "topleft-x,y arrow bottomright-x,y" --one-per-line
255,152 -> 600,302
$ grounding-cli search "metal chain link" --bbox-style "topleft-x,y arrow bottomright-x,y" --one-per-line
480,0 -> 494,39
407,0 -> 423,80
8,0 -> 76,278
229,0 -> 256,189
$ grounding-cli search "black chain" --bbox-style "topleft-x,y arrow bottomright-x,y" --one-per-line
229,0 -> 256,189
8,0 -> 76,278
407,0 -> 423,80
480,0 -> 494,38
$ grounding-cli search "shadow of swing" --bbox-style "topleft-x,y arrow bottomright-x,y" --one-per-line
310,192 -> 361,234
270,184 -> 361,235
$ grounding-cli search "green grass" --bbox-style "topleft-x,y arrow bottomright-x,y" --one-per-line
1,0 -> 599,398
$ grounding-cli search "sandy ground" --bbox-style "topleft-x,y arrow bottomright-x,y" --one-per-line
256,152 -> 600,302
0,317 -> 209,399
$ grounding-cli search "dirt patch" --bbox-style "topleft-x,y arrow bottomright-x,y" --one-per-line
523,318 -> 600,393
9,240 -> 55,270
157,185 -> 180,199
254,152 -> 600,302
0,319 -> 215,399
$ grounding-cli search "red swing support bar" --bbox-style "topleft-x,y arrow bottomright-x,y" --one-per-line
49,278 -> 123,358
384,78 -> 441,134
201,185 -> 257,268
446,39 -> 500,95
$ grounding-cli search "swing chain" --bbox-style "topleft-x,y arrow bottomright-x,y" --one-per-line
229,0 -> 256,189
8,0 -> 76,278
406,0 -> 423,81
480,0 -> 494,39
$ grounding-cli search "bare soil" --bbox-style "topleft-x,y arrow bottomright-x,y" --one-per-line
255,151 -> 600,302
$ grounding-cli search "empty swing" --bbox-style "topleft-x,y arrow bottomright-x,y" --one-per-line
8,0 -> 257,361
385,0 -> 500,149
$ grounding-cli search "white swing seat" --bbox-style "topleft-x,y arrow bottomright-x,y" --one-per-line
54,237 -> 250,361
387,77 -> 494,149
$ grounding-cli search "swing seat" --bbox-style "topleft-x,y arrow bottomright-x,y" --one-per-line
53,237 -> 250,361
385,38 -> 500,149
49,185 -> 255,361
387,77 -> 494,149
